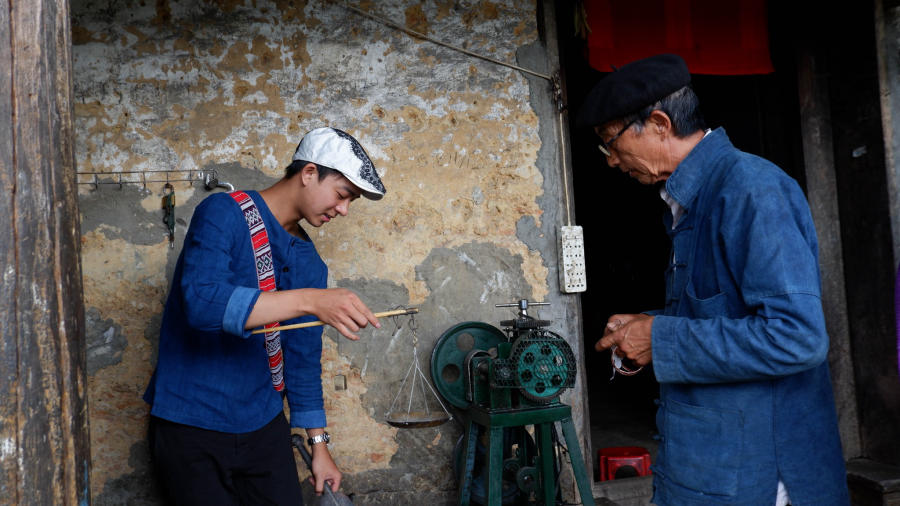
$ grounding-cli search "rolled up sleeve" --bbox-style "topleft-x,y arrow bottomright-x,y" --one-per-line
180,194 -> 261,338
223,286 -> 262,338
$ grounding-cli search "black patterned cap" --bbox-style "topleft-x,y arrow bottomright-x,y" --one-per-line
576,54 -> 691,128
292,127 -> 386,200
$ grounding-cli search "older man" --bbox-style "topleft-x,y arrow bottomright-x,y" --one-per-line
578,54 -> 848,505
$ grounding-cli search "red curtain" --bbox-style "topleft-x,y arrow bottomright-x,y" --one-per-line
584,0 -> 774,75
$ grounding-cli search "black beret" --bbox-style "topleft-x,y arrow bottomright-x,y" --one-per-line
576,54 -> 691,128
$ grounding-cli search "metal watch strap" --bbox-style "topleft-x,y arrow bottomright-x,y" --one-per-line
307,431 -> 330,446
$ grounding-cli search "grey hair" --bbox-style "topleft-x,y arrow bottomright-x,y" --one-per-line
621,85 -> 707,138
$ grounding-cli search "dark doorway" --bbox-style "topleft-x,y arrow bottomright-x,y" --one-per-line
555,2 -> 807,478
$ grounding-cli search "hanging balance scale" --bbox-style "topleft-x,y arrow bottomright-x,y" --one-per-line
385,311 -> 453,428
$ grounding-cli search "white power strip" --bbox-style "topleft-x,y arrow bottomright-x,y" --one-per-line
558,225 -> 586,293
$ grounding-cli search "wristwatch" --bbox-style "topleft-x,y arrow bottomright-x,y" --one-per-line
307,431 -> 331,446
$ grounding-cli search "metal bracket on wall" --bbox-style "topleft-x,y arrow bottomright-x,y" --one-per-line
76,169 -> 232,192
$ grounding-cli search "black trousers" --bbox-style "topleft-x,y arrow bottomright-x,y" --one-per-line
149,412 -> 303,506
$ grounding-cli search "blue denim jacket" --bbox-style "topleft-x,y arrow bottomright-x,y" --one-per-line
144,191 -> 328,433
649,129 -> 849,504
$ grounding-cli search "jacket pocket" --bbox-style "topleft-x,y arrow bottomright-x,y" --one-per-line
662,398 -> 744,497
683,280 -> 728,318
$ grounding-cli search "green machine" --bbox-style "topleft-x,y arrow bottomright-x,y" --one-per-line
431,300 -> 595,506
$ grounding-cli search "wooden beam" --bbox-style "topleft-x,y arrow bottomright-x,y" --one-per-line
0,0 -> 90,503
0,0 -> 18,498
876,0 -> 900,263
796,46 -> 862,460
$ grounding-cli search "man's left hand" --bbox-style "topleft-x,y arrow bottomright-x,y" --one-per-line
310,442 -> 342,495
595,313 -> 654,366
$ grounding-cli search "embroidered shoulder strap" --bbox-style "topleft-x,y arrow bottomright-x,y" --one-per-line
230,191 -> 284,392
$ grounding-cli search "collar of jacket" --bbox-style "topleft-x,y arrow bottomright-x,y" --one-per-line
663,127 -> 733,212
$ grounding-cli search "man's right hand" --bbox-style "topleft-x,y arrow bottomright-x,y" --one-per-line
246,288 -> 381,340
595,313 -> 654,366
310,288 -> 380,341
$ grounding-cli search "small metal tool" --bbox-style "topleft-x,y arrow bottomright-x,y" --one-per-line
607,319 -> 644,379
203,170 -> 219,190
203,169 -> 235,192
162,183 -> 176,249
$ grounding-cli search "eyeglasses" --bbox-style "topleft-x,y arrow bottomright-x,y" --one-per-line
597,119 -> 637,157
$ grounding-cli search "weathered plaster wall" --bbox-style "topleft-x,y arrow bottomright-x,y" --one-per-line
72,1 -> 585,504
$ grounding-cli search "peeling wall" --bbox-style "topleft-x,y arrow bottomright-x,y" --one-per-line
72,1 -> 586,504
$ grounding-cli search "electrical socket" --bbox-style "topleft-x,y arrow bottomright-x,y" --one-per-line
558,225 -> 586,293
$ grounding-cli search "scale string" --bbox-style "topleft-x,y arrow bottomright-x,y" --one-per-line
384,310 -> 452,424
386,346 -> 417,418
405,351 -> 417,417
417,353 -> 452,417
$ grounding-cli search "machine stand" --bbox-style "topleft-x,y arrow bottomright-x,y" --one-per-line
458,404 -> 595,506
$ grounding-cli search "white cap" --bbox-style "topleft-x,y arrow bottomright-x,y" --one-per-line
292,127 -> 386,200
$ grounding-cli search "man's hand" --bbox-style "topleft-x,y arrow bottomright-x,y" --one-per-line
309,441 -> 342,495
247,288 -> 380,339
595,313 -> 654,366
311,288 -> 381,341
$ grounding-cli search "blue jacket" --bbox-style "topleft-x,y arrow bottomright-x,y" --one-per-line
144,191 -> 328,433
649,129 -> 849,505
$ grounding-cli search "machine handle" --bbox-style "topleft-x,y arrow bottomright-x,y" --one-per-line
495,299 -> 549,317
495,299 -> 549,308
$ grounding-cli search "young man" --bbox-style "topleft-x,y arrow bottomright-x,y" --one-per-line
578,55 -> 849,505
144,127 -> 386,505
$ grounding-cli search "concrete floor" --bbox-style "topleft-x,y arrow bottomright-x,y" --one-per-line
588,371 -> 658,505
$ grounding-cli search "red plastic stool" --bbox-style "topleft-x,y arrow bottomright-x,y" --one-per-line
597,446 -> 652,481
